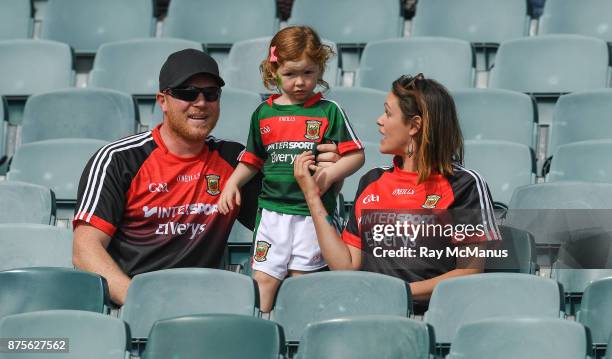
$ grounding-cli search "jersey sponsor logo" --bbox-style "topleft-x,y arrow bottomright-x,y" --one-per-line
266,141 -> 315,151
206,174 -> 221,196
260,125 -> 271,135
278,116 -> 296,122
148,183 -> 169,193
304,120 -> 322,140
155,222 -> 206,239
143,203 -> 219,218
254,240 -> 271,262
176,173 -> 200,183
422,194 -> 442,209
392,188 -> 415,196
362,194 -> 380,204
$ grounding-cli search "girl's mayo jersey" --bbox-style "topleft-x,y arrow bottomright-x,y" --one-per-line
342,158 -> 500,283
72,125 -> 259,277
238,93 -> 363,215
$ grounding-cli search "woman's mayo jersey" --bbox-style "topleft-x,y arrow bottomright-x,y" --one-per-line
73,125 -> 258,276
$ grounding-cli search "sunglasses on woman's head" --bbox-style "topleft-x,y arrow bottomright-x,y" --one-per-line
165,86 -> 221,102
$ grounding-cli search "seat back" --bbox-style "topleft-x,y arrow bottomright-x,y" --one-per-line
578,278 -> 612,343
356,37 -> 474,91
22,88 -> 137,143
120,268 -> 259,339
548,140 -> 612,183
484,225 -> 538,274
539,0 -> 612,42
0,0 -> 32,40
0,224 -> 72,271
0,182 -> 55,225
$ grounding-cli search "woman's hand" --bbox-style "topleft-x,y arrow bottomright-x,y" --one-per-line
294,151 -> 321,198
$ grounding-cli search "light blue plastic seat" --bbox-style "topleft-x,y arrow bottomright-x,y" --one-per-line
578,278 -> 612,345
296,316 -> 433,359
552,260 -> 612,316
0,0 -> 32,40
485,225 -> 538,274
356,37 -> 474,92
224,37 -> 339,94
90,38 -> 202,126
464,140 -> 535,206
0,224 -> 71,271
143,314 -> 285,359
40,0 -> 155,55
7,139 -> 107,203
152,87 -> 262,144
0,40 -> 73,97
226,221 -> 253,271
0,97 -> 6,163
424,273 -> 562,353
539,0 -> 612,42
0,310 -> 130,359
549,89 -> 612,160
163,0 -> 278,48
412,0 -> 528,70
548,140 -> 612,183
21,88 -> 137,143
0,267 -> 109,319
120,268 -> 258,340
453,88 -> 536,148
326,87 -> 387,146
342,144 -> 389,203
0,182 -> 55,225
448,317 -> 591,359
270,271 -> 411,343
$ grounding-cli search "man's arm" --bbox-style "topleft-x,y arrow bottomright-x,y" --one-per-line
73,224 -> 131,305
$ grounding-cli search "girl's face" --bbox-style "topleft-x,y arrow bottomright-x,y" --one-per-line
275,56 -> 321,103
377,92 -> 417,155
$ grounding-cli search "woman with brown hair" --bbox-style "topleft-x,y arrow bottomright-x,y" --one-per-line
294,74 -> 500,309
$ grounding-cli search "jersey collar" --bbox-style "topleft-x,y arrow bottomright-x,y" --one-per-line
265,92 -> 323,108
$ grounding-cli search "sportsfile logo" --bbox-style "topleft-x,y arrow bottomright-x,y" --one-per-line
156,222 -> 206,239
143,203 -> 218,219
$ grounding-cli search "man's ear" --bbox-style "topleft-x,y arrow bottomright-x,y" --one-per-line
156,92 -> 167,113
408,115 -> 422,136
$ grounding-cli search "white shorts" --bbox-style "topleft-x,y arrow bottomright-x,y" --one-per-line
252,208 -> 327,280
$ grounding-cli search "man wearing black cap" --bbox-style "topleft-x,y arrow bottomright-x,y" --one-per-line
72,49 -> 340,305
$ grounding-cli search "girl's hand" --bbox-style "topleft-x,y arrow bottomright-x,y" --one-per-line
218,183 -> 241,214
294,151 -> 320,198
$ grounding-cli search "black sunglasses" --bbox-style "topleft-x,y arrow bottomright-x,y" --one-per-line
165,86 -> 222,102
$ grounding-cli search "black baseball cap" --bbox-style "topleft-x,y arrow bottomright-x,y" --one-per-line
159,48 -> 225,90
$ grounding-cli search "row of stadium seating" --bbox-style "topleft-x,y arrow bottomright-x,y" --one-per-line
4,0 -> 612,54
1,267 -> 612,357
0,310 -> 598,359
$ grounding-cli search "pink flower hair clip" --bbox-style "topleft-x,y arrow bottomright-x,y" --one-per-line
269,46 -> 278,63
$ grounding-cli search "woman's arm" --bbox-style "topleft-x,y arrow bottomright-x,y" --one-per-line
294,151 -> 361,270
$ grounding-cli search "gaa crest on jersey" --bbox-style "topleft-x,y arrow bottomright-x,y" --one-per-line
254,241 -> 271,262
422,194 -> 441,209
205,174 -> 221,196
304,120 -> 322,140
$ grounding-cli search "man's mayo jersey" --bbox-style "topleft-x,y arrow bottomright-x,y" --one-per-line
342,158 -> 500,283
73,125 -> 258,276
239,93 -> 363,215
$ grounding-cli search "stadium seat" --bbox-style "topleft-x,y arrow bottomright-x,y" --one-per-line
489,35 -> 609,94
288,0 -> 403,70
40,0 -> 155,55
90,38 -> 202,126
412,0 -> 528,70
0,0 -> 32,41
539,0 -> 612,42
506,182 -> 612,265
342,144 -> 389,203
120,268 -> 259,340
553,263 -> 612,316
547,140 -> 612,183
464,140 -> 535,206
326,87 -> 387,146
447,317 -> 591,359
223,37 -> 339,94
356,38 -> 474,92
453,88 -> 536,148
0,182 -> 55,225
0,97 -> 7,166
226,221 -> 254,272
152,87 -> 262,143
424,273 -> 562,352
270,271 -> 411,343
296,316 -> 433,359
143,314 -> 285,359
484,225 -> 538,274
578,278 -> 612,345
163,0 -> 278,48
0,310 -> 130,359
21,88 -> 138,143
0,224 -> 72,271
0,267 -> 109,319
549,89 -> 612,160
